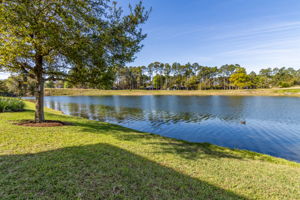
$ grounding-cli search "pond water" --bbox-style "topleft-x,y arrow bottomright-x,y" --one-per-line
42,95 -> 300,162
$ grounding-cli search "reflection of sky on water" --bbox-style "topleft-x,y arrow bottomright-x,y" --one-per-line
43,95 -> 300,162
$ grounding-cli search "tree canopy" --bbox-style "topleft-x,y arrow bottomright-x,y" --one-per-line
229,67 -> 252,89
0,0 -> 149,122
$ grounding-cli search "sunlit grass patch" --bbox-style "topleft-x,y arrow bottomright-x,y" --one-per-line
45,88 -> 300,97
275,88 -> 300,94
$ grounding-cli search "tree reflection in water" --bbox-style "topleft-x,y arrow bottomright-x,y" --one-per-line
42,95 -> 300,162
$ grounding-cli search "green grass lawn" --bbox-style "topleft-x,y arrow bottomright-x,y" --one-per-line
274,88 -> 300,94
45,87 -> 300,97
0,102 -> 299,199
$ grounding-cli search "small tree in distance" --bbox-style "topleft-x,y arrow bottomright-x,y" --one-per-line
0,0 -> 150,122
229,67 -> 252,89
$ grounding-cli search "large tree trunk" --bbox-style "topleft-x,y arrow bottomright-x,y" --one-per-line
35,78 -> 44,122
35,54 -> 45,123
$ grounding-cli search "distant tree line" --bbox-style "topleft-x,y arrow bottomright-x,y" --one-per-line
112,63 -> 300,90
1,63 -> 300,95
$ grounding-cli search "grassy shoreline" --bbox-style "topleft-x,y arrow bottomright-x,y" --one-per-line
0,102 -> 299,199
45,87 -> 300,97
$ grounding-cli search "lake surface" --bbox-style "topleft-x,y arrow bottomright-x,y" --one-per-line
42,95 -> 300,162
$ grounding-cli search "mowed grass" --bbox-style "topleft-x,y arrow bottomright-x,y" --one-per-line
45,87 -> 300,97
274,88 -> 300,94
0,102 -> 299,199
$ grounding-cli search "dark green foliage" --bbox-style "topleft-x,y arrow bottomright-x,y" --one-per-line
0,80 -> 9,93
279,82 -> 292,88
113,63 -> 300,90
0,97 -> 24,112
4,75 -> 36,96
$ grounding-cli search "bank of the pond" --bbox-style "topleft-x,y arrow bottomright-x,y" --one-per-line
0,102 -> 299,199
45,87 -> 300,97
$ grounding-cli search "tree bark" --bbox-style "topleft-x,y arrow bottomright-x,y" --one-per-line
35,54 -> 45,123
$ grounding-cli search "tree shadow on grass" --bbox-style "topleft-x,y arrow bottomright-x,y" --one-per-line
24,110 -> 243,161
105,128 -> 244,160
0,143 -> 247,200
72,119 -> 244,161
74,120 -> 137,134
149,142 -> 244,160
26,111 -> 245,162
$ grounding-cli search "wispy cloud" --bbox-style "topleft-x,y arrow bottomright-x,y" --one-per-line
212,21 -> 300,40
130,1 -> 300,70
200,20 -> 300,69
218,37 -> 300,56
163,18 -> 300,41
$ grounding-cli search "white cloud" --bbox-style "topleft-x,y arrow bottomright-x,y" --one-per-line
0,72 -> 9,80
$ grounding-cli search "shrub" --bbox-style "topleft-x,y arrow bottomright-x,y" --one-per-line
0,97 -> 25,112
279,82 -> 292,88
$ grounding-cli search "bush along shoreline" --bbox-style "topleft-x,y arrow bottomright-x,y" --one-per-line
0,97 -> 25,112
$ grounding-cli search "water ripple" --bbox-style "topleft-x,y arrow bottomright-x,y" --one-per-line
39,95 -> 300,162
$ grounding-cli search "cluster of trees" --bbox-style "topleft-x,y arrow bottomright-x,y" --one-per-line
0,75 -> 36,96
112,63 -> 300,90
2,64 -> 300,96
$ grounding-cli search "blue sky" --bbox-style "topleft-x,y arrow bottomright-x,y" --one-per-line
1,0 -> 300,79
124,0 -> 300,72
